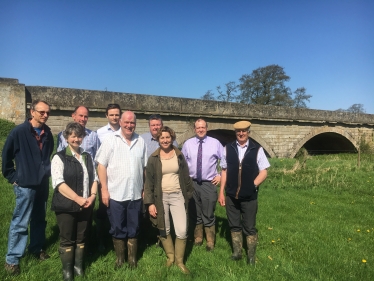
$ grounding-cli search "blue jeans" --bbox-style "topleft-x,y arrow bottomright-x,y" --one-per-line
6,178 -> 49,265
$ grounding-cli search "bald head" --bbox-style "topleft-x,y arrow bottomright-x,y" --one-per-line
119,111 -> 137,140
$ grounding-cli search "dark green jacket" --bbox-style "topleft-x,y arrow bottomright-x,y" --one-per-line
144,146 -> 194,233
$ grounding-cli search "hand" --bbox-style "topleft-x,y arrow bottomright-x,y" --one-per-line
83,195 -> 95,208
75,196 -> 87,207
101,188 -> 110,207
211,175 -> 221,186
218,193 -> 226,207
148,204 -> 157,218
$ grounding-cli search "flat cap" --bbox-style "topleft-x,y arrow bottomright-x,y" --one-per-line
233,120 -> 251,130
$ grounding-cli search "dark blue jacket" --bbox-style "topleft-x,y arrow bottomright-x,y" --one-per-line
1,119 -> 54,187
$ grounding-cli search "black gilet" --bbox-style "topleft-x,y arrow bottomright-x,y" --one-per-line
225,139 -> 260,201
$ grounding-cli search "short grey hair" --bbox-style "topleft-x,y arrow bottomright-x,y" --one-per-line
63,122 -> 87,139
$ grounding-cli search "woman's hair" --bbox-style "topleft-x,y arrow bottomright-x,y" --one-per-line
156,126 -> 176,142
63,122 -> 87,139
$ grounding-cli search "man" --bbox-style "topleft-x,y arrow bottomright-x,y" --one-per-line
218,120 -> 270,265
95,111 -> 147,269
57,105 -> 100,158
182,118 -> 223,251
96,103 -> 121,143
95,104 -> 122,250
2,100 -> 54,275
141,114 -> 178,159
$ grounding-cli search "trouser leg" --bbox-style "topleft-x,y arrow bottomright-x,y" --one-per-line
6,185 -> 36,265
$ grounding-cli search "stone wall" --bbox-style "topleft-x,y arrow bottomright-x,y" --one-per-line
0,78 -> 26,124
1,78 -> 373,158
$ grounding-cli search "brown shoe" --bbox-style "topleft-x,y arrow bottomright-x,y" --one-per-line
34,250 -> 50,261
4,262 -> 20,275
205,225 -> 215,251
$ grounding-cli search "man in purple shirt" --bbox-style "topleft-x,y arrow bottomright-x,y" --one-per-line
181,118 -> 223,251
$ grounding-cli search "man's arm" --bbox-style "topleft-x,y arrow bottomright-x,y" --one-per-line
218,168 -> 227,207
1,135 -> 16,183
254,169 -> 268,187
97,163 -> 110,207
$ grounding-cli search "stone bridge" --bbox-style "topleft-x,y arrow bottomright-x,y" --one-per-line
1,78 -> 373,158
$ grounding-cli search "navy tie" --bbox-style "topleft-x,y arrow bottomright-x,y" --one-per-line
196,140 -> 203,182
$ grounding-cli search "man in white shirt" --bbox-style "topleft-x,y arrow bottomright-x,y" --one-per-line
95,104 -> 121,251
95,111 -> 147,269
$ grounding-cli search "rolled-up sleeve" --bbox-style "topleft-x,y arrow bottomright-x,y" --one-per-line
51,155 -> 65,189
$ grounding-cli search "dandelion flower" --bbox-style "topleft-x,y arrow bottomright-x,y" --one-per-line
367,230 -> 370,233
271,240 -> 275,243
362,259 -> 367,263
268,227 -> 273,230
348,238 -> 352,241
357,229 -> 361,232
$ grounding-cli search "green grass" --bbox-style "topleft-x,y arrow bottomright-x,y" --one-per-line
0,136 -> 373,280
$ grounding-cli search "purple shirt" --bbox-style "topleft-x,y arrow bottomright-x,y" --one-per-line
182,136 -> 223,181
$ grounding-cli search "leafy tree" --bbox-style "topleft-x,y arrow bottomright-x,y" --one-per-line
216,81 -> 238,102
293,87 -> 312,108
201,90 -> 216,101
203,64 -> 312,108
347,104 -> 365,114
237,64 -> 294,106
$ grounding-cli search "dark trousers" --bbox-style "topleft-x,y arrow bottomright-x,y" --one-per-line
55,206 -> 93,247
225,196 -> 258,236
190,181 -> 217,227
107,199 -> 142,239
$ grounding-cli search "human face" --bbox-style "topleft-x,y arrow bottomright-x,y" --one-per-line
159,132 -> 172,150
72,107 -> 89,127
120,112 -> 136,139
30,102 -> 50,127
149,119 -> 162,138
67,132 -> 83,152
235,129 -> 249,146
194,120 -> 207,139
106,108 -> 121,127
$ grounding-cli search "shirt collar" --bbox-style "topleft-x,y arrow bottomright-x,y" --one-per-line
236,140 -> 249,148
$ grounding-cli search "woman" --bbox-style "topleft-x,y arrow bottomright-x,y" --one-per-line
51,122 -> 98,281
144,126 -> 194,274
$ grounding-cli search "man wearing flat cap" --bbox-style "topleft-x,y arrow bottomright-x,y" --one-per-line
218,120 -> 270,265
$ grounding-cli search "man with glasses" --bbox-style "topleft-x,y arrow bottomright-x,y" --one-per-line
2,100 -> 54,275
57,105 -> 100,159
218,121 -> 270,265
182,118 -> 223,251
141,114 -> 178,159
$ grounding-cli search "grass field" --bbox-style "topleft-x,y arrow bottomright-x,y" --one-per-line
0,134 -> 373,280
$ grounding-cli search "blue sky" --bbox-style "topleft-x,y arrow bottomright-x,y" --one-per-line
1,0 -> 373,113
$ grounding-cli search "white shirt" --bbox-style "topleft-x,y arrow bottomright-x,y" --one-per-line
51,147 -> 98,198
96,123 -> 120,143
95,131 -> 147,202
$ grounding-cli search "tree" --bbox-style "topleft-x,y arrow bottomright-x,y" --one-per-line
201,90 -> 216,101
216,81 -> 238,102
347,104 -> 365,114
293,87 -> 312,108
237,64 -> 294,106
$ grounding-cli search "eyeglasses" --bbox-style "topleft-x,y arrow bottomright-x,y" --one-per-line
149,114 -> 161,120
34,110 -> 50,116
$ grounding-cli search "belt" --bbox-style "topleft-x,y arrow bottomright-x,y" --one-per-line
193,179 -> 211,183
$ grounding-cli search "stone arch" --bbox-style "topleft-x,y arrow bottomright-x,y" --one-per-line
289,127 -> 359,158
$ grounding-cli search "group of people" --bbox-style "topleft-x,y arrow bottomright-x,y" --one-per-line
2,100 -> 270,280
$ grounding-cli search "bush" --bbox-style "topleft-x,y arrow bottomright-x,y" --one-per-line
0,118 -> 16,138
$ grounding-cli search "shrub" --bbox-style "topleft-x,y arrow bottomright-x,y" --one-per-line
0,118 -> 16,138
